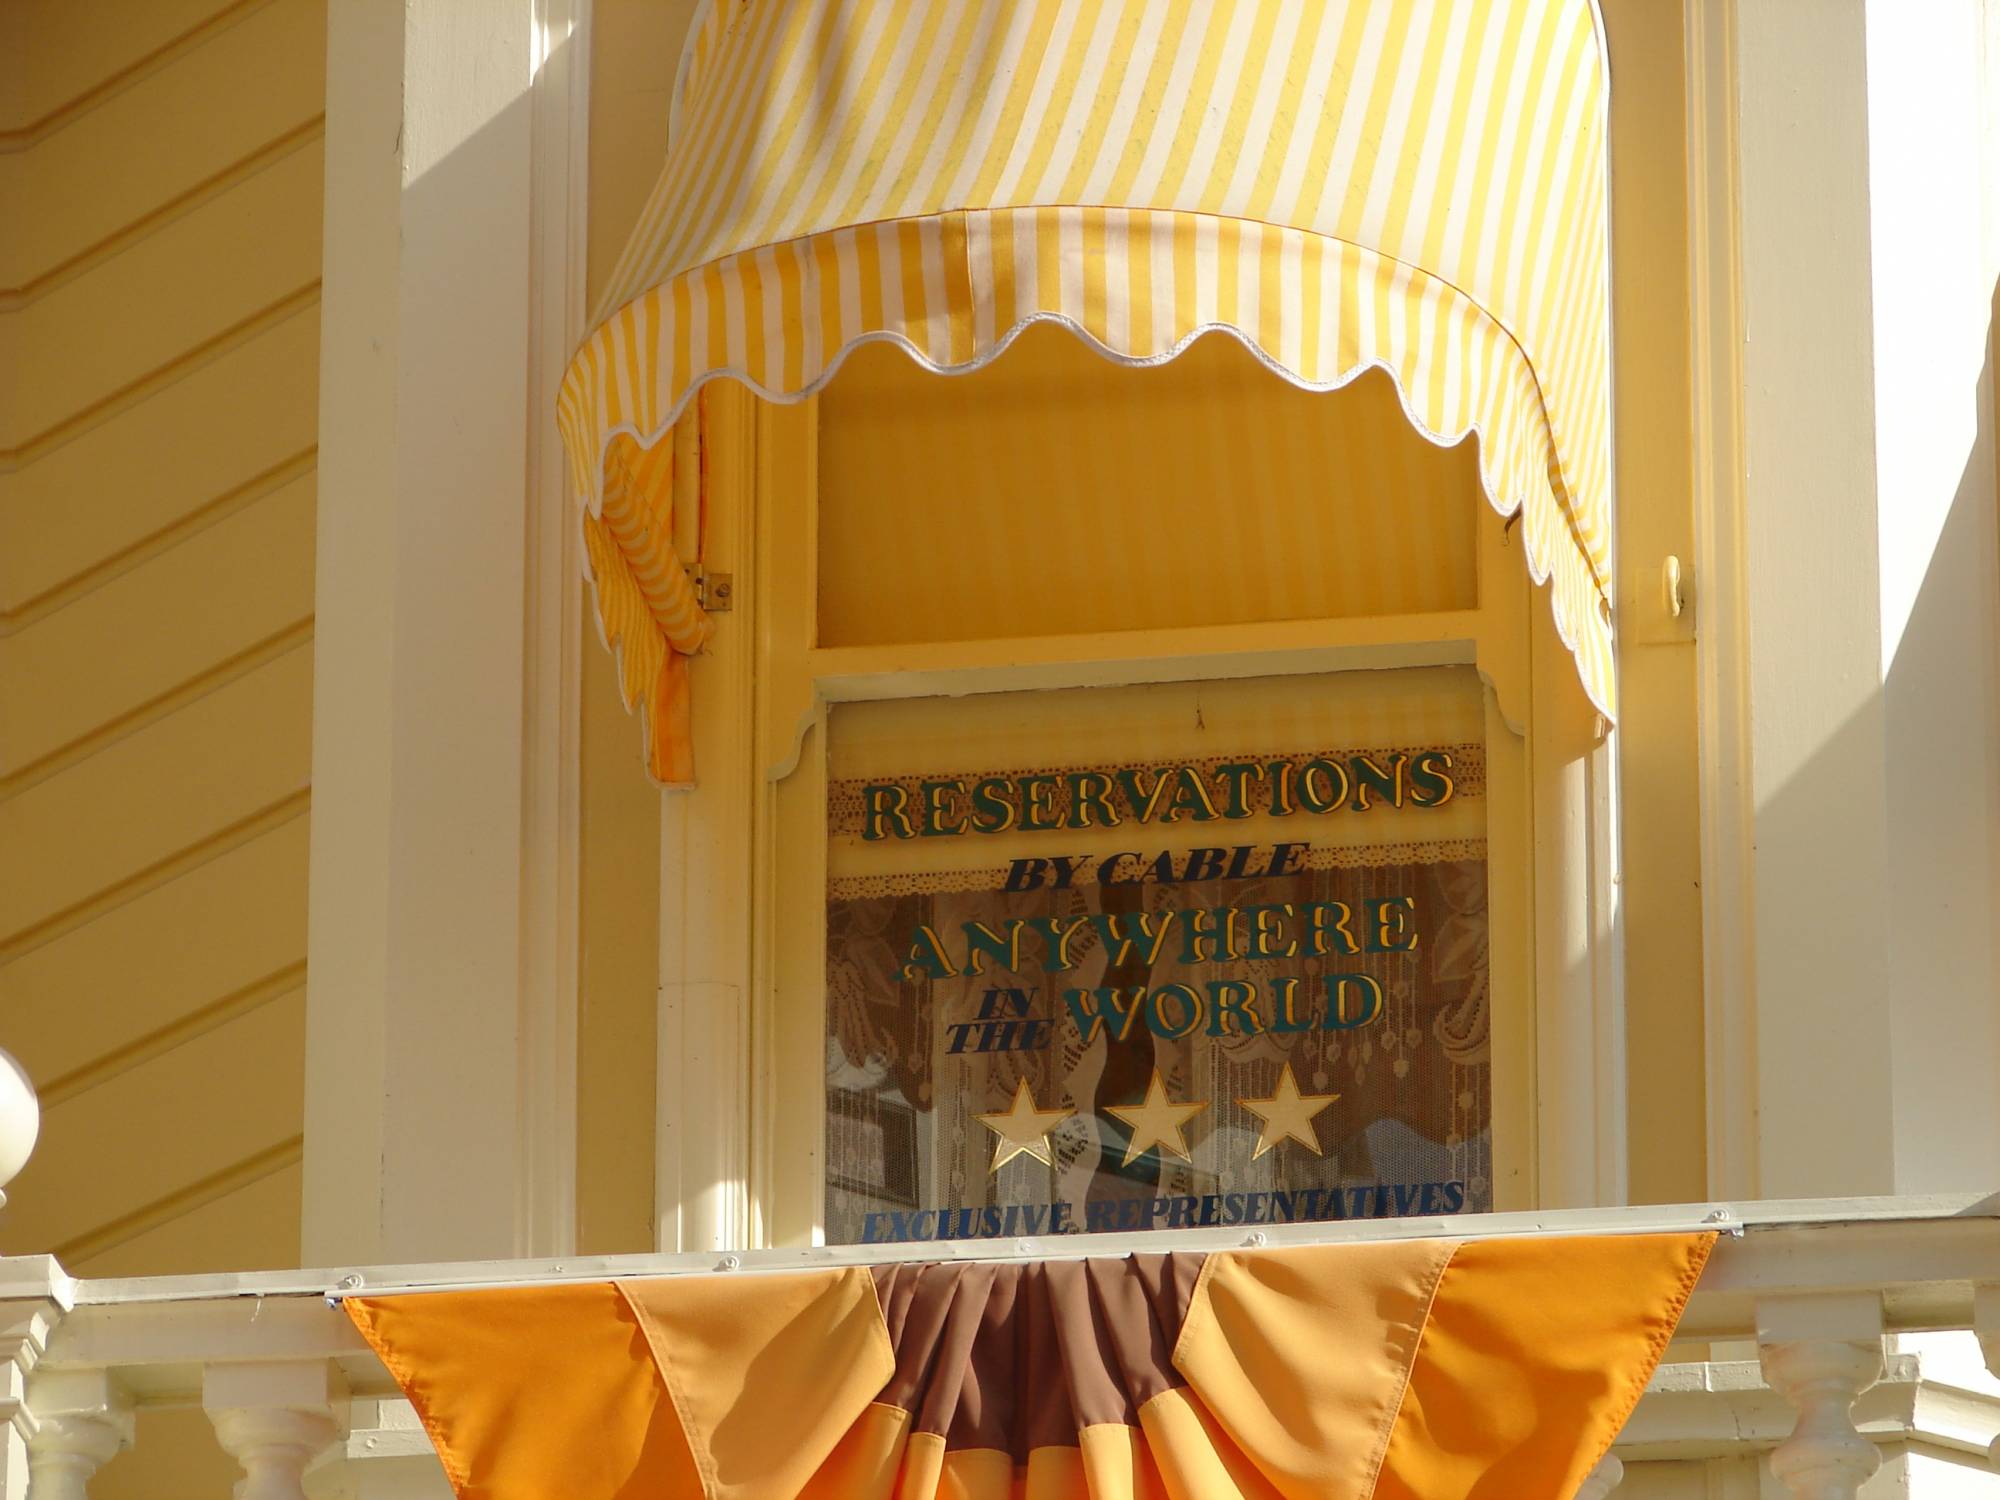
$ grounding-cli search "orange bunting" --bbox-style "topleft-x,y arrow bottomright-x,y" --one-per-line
350,1231 -> 1713,1500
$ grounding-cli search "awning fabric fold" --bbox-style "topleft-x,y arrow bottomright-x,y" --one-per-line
559,0 -> 1618,786
348,1230 -> 1712,1500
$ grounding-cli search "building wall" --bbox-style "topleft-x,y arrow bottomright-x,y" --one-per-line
1708,0 -> 2000,1201
0,0 -> 322,1277
574,0 -> 704,1255
573,0 -> 1712,1235
1601,0 -> 1708,1208
0,0 -> 1935,1276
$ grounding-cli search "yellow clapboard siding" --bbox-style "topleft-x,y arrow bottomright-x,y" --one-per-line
0,819 -> 308,1096
0,306 -> 318,611
0,993 -> 304,1260
0,145 -> 322,450
0,0 -> 325,289
0,643 -> 313,950
0,0 -> 248,134
818,329 -> 1479,648
72,1163 -> 303,1279
0,0 -> 319,1289
0,475 -> 315,775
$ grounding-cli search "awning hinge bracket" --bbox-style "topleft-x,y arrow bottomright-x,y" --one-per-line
690,566 -> 734,612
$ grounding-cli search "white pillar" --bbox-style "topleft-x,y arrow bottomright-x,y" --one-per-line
1576,1455 -> 1624,1500
1976,1284 -> 2000,1472
305,0 -> 586,1263
1694,0 -> 2000,1201
1757,1294 -> 1886,1500
304,1400 -> 453,1500
1858,0 -> 2000,1198
23,1373 -> 132,1500
1714,0 -> 1896,1202
0,1263 -> 71,1500
205,1363 -> 344,1500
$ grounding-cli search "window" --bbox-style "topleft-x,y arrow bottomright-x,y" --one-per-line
713,328 -> 1605,1248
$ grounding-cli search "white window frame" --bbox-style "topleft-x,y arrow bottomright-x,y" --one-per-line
655,384 -> 1626,1254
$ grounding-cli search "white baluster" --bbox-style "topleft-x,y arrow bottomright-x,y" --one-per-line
1575,1453 -> 1624,1499
205,1363 -> 345,1500
1975,1283 -> 2000,1473
0,1261 -> 71,1500
1757,1293 -> 1885,1500
23,1372 -> 132,1500
304,1399 -> 452,1500
0,1365 -> 27,1500
0,1062 -> 52,1500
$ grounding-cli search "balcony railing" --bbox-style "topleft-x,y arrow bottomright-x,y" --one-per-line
2,1196 -> 1996,1500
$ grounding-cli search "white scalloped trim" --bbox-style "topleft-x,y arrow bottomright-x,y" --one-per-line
564,237 -> 1616,793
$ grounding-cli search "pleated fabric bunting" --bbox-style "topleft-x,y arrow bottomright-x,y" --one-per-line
348,1230 -> 1712,1500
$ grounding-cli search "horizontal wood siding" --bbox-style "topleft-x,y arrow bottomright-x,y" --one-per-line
0,0 -> 323,1279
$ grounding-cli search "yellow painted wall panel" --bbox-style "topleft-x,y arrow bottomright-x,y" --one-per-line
92,1409 -> 242,1500
571,0 -> 707,1254
0,0 -> 238,131
0,643 -> 312,949
576,624 -> 661,1253
817,329 -> 1479,649
0,146 -> 322,449
0,476 -> 315,774
585,0 -> 703,301
71,1162 -> 302,1278
0,307 -> 318,610
0,992 -> 304,1261
0,0 -> 326,287
0,819 -> 308,1096
0,0 -> 321,1288
1602,0 -> 1708,1203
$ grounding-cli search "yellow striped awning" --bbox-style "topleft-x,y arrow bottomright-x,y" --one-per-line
561,0 -> 1617,786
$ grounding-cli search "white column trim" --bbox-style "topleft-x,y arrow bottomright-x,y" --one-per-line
1684,0 -> 1759,1202
307,0 -> 591,1263
517,0 -> 593,1261
1685,0 -> 1902,1203
656,389 -> 758,1255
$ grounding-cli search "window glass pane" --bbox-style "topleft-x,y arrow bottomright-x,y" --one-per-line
823,665 -> 1492,1246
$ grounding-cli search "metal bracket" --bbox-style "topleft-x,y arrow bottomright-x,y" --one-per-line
1618,554 -> 1695,644
692,567 -> 734,612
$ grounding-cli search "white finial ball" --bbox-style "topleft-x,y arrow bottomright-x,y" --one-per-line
0,1049 -> 40,1201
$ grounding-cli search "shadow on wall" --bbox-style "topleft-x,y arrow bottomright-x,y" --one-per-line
1739,278 -> 2000,1201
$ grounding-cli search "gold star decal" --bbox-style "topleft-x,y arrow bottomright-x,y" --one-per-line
1239,1064 -> 1339,1159
975,1081 -> 1074,1172
1106,1070 -> 1208,1166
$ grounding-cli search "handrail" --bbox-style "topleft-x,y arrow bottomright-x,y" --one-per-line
4,1194 -> 1997,1500
23,1192 -> 1996,1308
